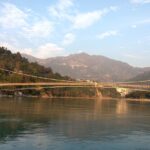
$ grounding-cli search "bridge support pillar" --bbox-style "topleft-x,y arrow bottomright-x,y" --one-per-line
95,82 -> 103,98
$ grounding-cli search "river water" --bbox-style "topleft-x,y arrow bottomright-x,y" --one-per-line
0,97 -> 150,150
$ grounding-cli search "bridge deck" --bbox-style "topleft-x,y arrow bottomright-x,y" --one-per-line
0,82 -> 149,90
0,82 -> 92,87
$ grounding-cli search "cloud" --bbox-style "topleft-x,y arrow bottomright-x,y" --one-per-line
0,3 -> 28,28
109,6 -> 118,11
62,33 -> 75,45
0,42 -> 18,53
72,6 -> 118,29
49,1 -> 118,29
48,0 -> 74,20
139,19 -> 150,24
24,43 -> 64,58
72,11 -> 104,29
130,0 -> 150,4
0,3 -> 54,39
123,53 -> 142,59
0,42 -> 64,58
97,30 -> 118,39
131,19 -> 150,28
23,19 -> 54,38
131,25 -> 137,28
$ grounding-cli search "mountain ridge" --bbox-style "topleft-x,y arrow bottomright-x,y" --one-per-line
129,70 -> 150,81
22,52 -> 150,82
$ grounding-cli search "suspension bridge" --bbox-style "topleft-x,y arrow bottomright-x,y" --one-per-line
0,67 -> 150,97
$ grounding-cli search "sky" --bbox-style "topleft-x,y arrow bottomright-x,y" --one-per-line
0,0 -> 150,67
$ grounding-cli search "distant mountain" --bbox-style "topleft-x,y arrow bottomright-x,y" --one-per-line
21,53 -> 42,63
22,52 -> 150,82
129,70 -> 150,81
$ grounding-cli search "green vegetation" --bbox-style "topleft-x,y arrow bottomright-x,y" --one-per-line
0,46 -> 70,83
48,87 -> 96,97
126,91 -> 150,99
99,88 -> 121,98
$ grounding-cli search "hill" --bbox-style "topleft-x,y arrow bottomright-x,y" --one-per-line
0,47 -> 70,83
22,53 -> 150,82
129,70 -> 150,81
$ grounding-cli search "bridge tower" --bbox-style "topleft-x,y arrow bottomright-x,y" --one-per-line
94,82 -> 103,98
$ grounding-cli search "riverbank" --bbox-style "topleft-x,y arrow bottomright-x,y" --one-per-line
1,94 -> 150,103
0,87 -> 150,100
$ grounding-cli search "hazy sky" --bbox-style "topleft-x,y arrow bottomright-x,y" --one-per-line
0,0 -> 150,67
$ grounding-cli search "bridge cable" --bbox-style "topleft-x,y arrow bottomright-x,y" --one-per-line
0,67 -> 75,83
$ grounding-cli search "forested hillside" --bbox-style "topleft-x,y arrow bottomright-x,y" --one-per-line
0,47 -> 70,83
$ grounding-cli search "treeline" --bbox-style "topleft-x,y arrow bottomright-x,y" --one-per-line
0,47 -> 71,83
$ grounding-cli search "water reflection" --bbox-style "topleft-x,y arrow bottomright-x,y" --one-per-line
0,97 -> 150,149
116,100 -> 128,115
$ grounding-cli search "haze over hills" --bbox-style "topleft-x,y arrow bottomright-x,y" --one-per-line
22,53 -> 150,82
129,70 -> 150,81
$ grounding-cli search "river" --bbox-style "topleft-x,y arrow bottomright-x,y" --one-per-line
0,97 -> 150,150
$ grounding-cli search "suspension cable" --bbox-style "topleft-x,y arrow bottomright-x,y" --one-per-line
0,67 -> 75,83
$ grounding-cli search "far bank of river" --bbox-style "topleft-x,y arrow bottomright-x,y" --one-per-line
0,87 -> 150,100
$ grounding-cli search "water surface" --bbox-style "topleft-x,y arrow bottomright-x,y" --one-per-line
0,97 -> 150,150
